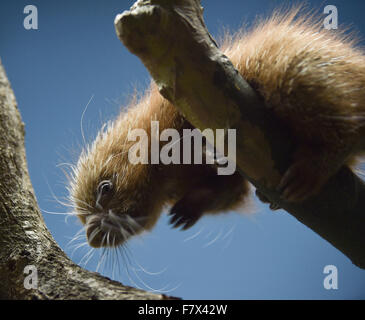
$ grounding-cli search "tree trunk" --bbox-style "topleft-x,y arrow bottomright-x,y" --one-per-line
0,60 -> 176,300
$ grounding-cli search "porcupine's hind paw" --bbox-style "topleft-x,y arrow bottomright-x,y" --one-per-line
277,155 -> 329,203
255,189 -> 281,210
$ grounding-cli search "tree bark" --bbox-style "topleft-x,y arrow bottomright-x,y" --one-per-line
114,0 -> 365,269
0,60 -> 176,300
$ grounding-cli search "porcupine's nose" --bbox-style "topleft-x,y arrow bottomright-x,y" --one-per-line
86,224 -> 104,248
85,214 -> 126,248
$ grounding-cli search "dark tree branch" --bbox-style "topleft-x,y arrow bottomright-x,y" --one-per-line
114,0 -> 365,269
0,60 -> 177,299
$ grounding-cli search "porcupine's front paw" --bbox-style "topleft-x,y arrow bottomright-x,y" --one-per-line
168,198 -> 204,230
168,188 -> 213,230
277,157 -> 329,203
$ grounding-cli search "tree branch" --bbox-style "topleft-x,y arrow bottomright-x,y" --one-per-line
0,60 -> 177,299
114,0 -> 365,269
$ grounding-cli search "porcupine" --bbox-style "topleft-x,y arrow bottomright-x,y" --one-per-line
69,8 -> 365,248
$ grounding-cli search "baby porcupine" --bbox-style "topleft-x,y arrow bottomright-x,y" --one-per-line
69,8 -> 365,248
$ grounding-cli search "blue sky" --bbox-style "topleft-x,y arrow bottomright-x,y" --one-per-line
1,0 -> 365,299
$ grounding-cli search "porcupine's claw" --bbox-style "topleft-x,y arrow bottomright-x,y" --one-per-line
168,198 -> 204,230
255,189 -> 281,210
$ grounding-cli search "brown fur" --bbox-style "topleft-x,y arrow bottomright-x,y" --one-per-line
69,7 -> 365,248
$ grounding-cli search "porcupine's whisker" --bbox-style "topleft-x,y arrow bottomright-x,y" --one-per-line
96,245 -> 107,273
183,226 -> 205,242
221,224 -> 235,240
119,226 -> 131,244
130,265 -> 181,294
68,195 -> 94,210
111,234 -> 119,278
70,241 -> 89,258
56,162 -> 77,170
131,257 -> 168,276
79,247 -> 95,267
119,243 -> 174,292
80,95 -> 94,148
66,235 -> 87,251
66,226 -> 86,243
114,245 -> 123,280
203,229 -> 223,248
43,173 -> 80,210
122,215 -> 139,236
221,225 -> 236,251
40,208 -> 86,217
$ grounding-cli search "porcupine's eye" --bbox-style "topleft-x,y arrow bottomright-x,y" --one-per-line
97,180 -> 113,196
96,180 -> 113,209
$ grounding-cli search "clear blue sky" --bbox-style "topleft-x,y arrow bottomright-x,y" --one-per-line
1,0 -> 365,299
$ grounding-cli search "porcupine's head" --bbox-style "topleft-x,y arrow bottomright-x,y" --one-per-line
68,110 -> 161,248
